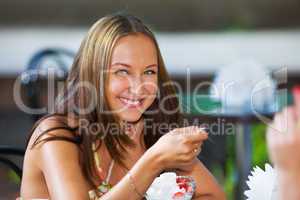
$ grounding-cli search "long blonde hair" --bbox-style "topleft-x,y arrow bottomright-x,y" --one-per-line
27,13 -> 183,189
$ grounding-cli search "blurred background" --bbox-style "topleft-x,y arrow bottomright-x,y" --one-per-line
0,0 -> 300,199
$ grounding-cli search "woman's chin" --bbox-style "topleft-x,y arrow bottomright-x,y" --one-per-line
118,113 -> 143,123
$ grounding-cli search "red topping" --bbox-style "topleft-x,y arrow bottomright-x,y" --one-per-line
176,177 -> 191,192
178,182 -> 188,191
173,191 -> 185,199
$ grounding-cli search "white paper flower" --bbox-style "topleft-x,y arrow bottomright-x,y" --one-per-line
244,164 -> 279,200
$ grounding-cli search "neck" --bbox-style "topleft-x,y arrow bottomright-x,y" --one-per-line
121,117 -> 145,146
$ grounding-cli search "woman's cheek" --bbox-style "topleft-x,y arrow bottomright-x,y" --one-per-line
143,77 -> 158,94
144,80 -> 158,105
109,77 -> 129,94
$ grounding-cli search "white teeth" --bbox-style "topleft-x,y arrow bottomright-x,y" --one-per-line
119,98 -> 142,106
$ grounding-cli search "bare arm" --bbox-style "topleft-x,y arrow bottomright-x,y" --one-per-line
267,106 -> 300,200
277,171 -> 300,200
28,124 -> 212,200
38,134 -> 91,200
102,126 -> 213,200
100,147 -> 161,200
35,131 -> 162,200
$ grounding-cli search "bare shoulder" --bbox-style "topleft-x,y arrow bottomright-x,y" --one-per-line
26,115 -> 81,167
27,115 -> 79,148
24,115 -> 91,199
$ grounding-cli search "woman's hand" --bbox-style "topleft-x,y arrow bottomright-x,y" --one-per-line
267,106 -> 300,174
267,105 -> 300,200
176,159 -> 226,200
148,126 -> 208,172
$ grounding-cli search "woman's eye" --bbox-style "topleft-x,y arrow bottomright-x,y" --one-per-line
144,70 -> 156,75
115,69 -> 129,75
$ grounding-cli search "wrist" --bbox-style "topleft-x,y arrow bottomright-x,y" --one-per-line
278,169 -> 300,182
144,147 -> 164,174
277,169 -> 300,199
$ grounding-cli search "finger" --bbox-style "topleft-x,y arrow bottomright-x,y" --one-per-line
274,111 -> 284,134
266,122 -> 277,148
188,130 -> 208,143
191,139 -> 204,147
191,141 -> 202,149
191,143 -> 202,153
179,126 -> 200,135
178,126 -> 206,134
266,124 -> 272,148
296,119 -> 300,134
266,122 -> 282,156
177,126 -> 208,142
282,106 -> 296,135
191,146 -> 201,155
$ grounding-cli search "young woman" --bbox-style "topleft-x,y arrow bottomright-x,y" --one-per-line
19,13 -> 226,200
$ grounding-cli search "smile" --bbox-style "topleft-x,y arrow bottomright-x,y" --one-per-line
118,97 -> 144,107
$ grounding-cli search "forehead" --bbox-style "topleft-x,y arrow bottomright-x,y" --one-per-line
110,33 -> 158,66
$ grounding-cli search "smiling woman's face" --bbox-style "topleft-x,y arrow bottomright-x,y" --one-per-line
105,33 -> 158,123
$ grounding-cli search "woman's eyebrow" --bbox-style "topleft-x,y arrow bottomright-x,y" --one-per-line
111,62 -> 131,68
146,64 -> 158,68
111,62 -> 158,68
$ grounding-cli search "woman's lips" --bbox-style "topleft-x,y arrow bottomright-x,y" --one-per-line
118,97 -> 144,108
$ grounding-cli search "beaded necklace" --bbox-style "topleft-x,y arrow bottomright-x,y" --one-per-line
92,142 -> 115,195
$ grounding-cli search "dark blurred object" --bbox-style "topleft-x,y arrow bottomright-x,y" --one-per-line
0,146 -> 25,178
22,48 -> 74,121
0,48 -> 74,198
0,0 -> 299,31
0,145 -> 25,199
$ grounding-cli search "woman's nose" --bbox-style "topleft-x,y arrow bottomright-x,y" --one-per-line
128,75 -> 143,95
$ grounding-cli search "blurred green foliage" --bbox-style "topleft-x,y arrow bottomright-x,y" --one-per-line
222,123 -> 270,200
